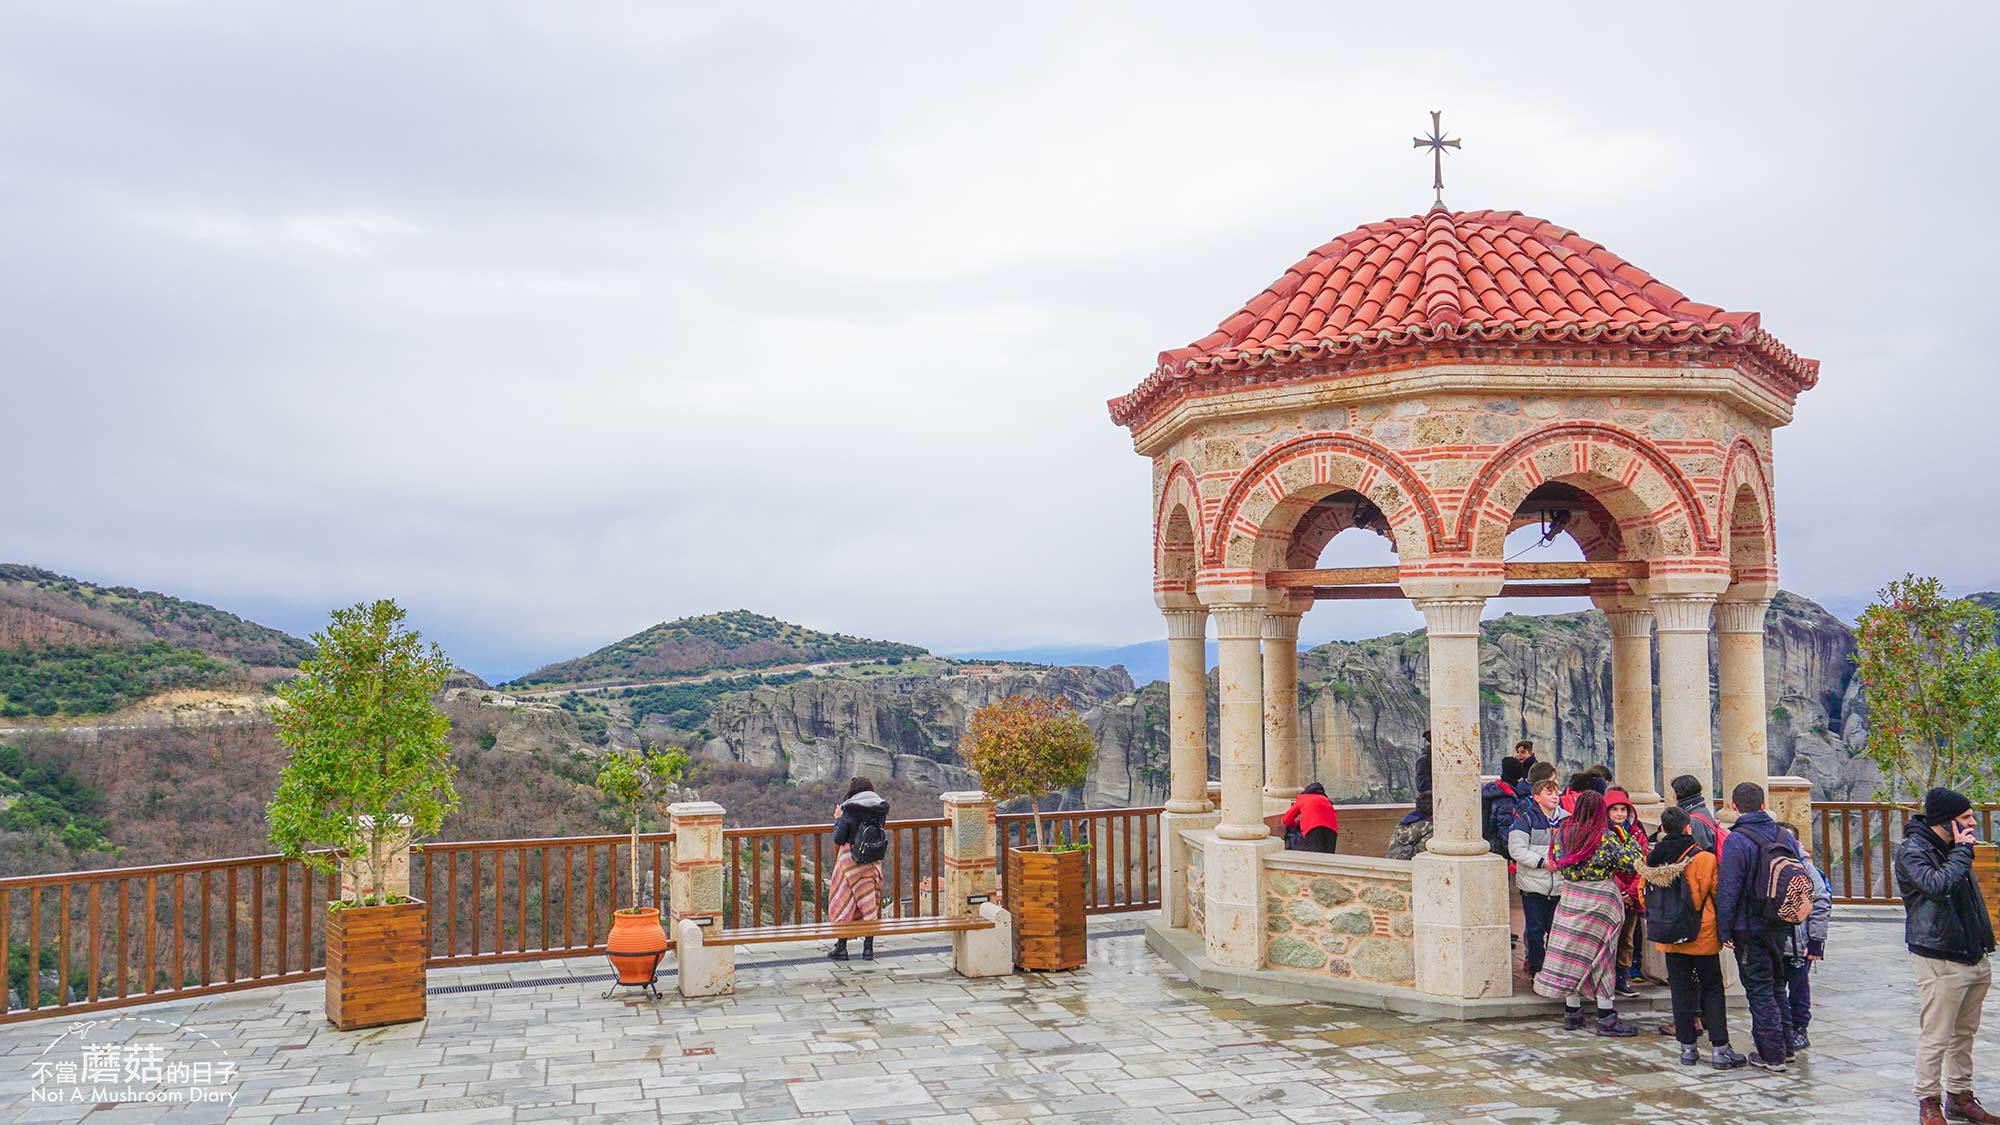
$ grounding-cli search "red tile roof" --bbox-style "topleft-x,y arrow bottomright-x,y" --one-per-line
1110,207 -> 1818,430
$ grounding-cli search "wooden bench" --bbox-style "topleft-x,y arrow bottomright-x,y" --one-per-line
713,915 -> 995,947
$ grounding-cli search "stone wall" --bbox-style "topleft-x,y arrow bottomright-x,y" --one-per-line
1185,835 -> 1205,936
1262,854 -> 1416,987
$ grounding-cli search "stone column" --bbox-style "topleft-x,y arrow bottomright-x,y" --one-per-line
1262,605 -> 1304,807
1163,607 -> 1212,815
668,801 -> 733,997
1651,592 -> 1719,814
1718,597 -> 1773,815
1606,608 -> 1663,816
1404,576 -> 1510,1000
1413,597 -> 1489,857
1199,600 -> 1278,969
1210,604 -> 1268,841
941,791 -> 1012,977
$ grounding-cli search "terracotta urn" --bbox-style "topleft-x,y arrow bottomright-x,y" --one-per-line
606,907 -> 669,991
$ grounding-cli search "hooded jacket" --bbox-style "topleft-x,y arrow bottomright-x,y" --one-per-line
1642,834 -> 1720,955
1715,810 -> 1795,938
1895,814 -> 1996,965
1677,792 -> 1723,854
1605,789 -> 1648,909
1282,790 -> 1340,835
832,791 -> 890,857
1507,799 -> 1564,897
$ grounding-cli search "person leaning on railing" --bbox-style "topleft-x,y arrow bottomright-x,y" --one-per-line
827,776 -> 889,963
1281,782 -> 1339,854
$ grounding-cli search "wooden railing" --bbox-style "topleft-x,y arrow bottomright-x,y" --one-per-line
0,804 -> 1164,1025
1811,802 -> 2000,904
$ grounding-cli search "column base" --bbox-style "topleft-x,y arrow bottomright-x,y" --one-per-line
1216,822 -> 1272,842
1203,836 -> 1281,970
1164,798 -> 1213,815
1410,851 -> 1512,1000
1161,809 -> 1221,929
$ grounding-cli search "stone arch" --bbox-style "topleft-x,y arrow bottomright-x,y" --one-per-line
1720,438 -> 1777,581
1206,433 -> 1444,570
1283,491 -> 1399,569
1456,421 -> 1716,561
1503,482 -> 1628,562
1154,461 -> 1204,594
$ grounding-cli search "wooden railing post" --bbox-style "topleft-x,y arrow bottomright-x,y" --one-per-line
668,802 -> 732,997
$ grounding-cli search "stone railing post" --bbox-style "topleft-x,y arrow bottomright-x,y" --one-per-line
941,791 -> 1012,976
668,801 -> 733,997
340,815 -> 412,903
1765,776 -> 1813,841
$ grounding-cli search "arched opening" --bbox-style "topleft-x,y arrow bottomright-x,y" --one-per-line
1157,502 -> 1198,595
1725,482 -> 1774,581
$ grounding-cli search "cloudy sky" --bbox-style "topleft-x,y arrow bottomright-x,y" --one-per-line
7,3 -> 1998,683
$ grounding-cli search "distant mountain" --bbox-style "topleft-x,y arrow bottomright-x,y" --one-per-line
0,564 -> 314,718
950,641 -> 1214,688
502,609 -> 927,690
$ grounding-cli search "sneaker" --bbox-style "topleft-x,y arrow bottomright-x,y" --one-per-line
1679,1044 -> 1700,1066
1564,1008 -> 1588,1031
1656,1019 -> 1677,1037
1615,982 -> 1639,998
1711,1045 -> 1747,1070
1596,1014 -> 1639,1038
1748,1053 -> 1788,1073
1789,1031 -> 1809,1052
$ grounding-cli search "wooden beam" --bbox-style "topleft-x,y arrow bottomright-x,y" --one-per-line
1504,561 -> 1647,581
1307,586 -> 1408,600
1271,560 -> 1646,591
1268,566 -> 1401,589
1496,582 -> 1600,598
1306,581 -> 1606,602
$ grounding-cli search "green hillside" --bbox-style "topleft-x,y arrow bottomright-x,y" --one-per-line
504,609 -> 926,689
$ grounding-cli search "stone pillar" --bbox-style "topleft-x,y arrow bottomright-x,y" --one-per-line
1651,592 -> 1719,814
1209,604 -> 1268,841
668,801 -> 733,997
1718,596 -> 1773,816
941,791 -> 1012,977
1403,576 -> 1510,1000
1262,605 -> 1304,807
1162,607 -> 1212,815
1765,775 -> 1814,839
1413,597 -> 1489,857
1606,608 -> 1663,816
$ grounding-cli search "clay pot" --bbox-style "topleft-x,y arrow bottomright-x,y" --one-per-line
606,907 -> 669,986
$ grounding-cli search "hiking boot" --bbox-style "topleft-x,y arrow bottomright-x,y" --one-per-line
861,937 -> 875,961
1946,1091 -> 2000,1124
1596,1014 -> 1639,1038
1922,1096 -> 1948,1125
1563,1007 -> 1588,1031
828,940 -> 850,962
1711,1045 -> 1747,1070
1679,1044 -> 1700,1066
1748,1053 -> 1788,1073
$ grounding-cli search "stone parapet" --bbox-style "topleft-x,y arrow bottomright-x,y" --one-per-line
1263,853 -> 1415,987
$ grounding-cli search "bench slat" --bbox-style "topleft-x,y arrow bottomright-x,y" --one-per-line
713,915 -> 993,946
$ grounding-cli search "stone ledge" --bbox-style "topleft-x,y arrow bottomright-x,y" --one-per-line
1145,918 -> 1667,1021
1265,850 -> 1411,878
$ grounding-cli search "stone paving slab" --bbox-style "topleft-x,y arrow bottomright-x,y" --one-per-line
0,915 -> 1988,1123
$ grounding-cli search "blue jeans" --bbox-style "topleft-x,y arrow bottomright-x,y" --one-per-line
1521,891 -> 1558,975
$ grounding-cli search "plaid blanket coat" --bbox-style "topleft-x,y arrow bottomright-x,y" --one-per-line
1532,877 -> 1625,1001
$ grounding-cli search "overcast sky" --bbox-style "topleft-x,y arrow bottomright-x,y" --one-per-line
6,3 -> 1998,683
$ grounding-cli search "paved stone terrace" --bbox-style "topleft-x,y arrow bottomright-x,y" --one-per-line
0,912 -> 1983,1124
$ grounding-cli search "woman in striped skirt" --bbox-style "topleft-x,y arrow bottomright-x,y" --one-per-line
1533,789 -> 1644,1035
827,777 -> 888,961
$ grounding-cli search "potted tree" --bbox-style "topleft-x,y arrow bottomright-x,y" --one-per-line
596,744 -> 688,999
960,695 -> 1095,970
267,599 -> 457,1031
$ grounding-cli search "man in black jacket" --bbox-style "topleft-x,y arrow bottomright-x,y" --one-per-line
1896,787 -> 2000,1125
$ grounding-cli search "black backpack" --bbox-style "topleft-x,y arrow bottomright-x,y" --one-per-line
850,818 -> 889,865
1746,827 -> 1814,927
1649,859 -> 1702,945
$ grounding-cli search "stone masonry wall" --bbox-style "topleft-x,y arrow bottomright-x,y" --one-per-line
1263,859 -> 1415,987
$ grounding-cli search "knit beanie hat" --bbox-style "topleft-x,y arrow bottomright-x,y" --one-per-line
1499,757 -> 1527,786
1926,787 -> 1972,825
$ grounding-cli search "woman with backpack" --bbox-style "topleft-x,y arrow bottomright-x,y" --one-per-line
828,776 -> 890,961
1533,790 -> 1644,1035
1642,805 -> 1746,1070
1281,782 -> 1339,853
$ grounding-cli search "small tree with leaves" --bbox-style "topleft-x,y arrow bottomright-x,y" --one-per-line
267,600 -> 458,907
596,744 -> 690,912
960,695 -> 1095,848
1853,574 -> 2000,806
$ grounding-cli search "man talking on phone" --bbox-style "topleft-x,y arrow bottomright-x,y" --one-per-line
1896,787 -> 2000,1125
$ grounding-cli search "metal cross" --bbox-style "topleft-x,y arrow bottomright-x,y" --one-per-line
1412,110 -> 1461,207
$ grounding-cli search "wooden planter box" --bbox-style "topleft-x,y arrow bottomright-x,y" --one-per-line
1007,846 -> 1088,971
325,898 -> 428,1031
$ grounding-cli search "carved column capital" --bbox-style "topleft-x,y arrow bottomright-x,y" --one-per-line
1414,597 -> 1484,639
1715,599 -> 1772,635
1605,609 -> 1656,639
1649,593 -> 1717,634
1162,607 -> 1208,640
1260,610 -> 1303,641
1209,604 -> 1266,641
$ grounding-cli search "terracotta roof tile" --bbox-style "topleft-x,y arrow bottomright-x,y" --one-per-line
1111,207 -> 1819,429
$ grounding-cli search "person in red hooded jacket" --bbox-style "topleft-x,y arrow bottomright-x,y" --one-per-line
1281,783 -> 1339,853
1606,788 -> 1650,995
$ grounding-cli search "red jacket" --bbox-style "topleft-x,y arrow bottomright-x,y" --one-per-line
1282,791 -> 1340,835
